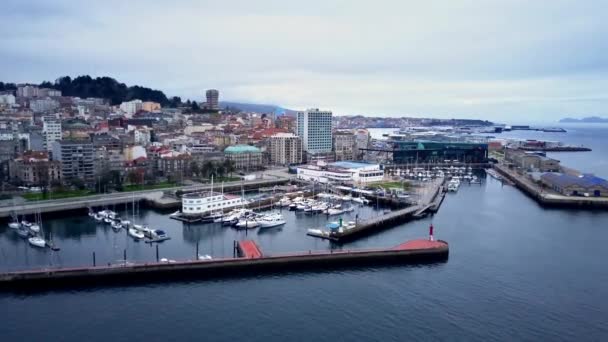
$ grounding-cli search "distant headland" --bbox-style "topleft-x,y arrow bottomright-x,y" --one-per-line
559,116 -> 608,123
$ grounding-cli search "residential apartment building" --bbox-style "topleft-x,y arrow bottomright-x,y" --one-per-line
120,99 -> 143,117
296,108 -> 333,155
30,97 -> 59,113
205,89 -> 219,110
141,101 -> 161,112
224,145 -> 262,170
269,133 -> 302,165
333,131 -> 356,161
9,151 -> 61,186
42,119 -> 62,151
51,140 -> 96,183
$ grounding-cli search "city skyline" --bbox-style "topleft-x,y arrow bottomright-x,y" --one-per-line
2,0 -> 608,123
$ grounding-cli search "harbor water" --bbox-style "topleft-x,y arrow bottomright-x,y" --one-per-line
2,125 -> 608,341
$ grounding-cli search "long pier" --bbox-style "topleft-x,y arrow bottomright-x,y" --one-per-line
308,178 -> 446,242
0,239 -> 448,290
494,164 -> 608,209
0,178 -> 289,218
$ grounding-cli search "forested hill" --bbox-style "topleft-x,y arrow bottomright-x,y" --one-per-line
41,76 -> 177,106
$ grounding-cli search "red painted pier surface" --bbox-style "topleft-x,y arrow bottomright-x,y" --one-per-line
394,239 -> 447,250
237,240 -> 263,259
0,239 -> 448,290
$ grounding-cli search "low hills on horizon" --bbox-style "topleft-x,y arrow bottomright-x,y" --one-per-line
559,116 -> 608,123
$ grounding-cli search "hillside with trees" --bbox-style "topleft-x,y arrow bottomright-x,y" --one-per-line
40,75 -> 179,106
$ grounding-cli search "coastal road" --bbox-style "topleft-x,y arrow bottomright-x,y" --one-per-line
0,177 -> 289,218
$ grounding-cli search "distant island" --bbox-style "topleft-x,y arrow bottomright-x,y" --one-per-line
559,116 -> 608,123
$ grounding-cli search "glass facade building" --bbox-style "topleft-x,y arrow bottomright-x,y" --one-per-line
392,141 -> 488,164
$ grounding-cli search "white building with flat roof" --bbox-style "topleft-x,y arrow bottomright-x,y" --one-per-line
296,108 -> 332,154
42,119 -> 62,151
296,161 -> 383,184
120,99 -> 143,118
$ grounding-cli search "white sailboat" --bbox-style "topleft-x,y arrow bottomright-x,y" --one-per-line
28,236 -> 46,248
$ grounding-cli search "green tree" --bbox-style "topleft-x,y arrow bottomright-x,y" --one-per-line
223,159 -> 236,178
127,170 -> 140,185
190,161 -> 200,177
71,178 -> 86,190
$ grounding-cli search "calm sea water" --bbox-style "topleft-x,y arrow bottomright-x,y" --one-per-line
2,125 -> 608,341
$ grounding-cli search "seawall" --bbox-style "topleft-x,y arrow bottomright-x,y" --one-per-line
0,240 -> 448,290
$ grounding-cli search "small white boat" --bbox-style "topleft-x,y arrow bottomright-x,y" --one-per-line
28,236 -> 46,248
198,254 -> 213,260
235,219 -> 259,229
103,217 -> 113,224
133,224 -> 149,231
342,195 -> 352,201
343,206 -> 355,213
352,197 -> 365,204
128,228 -> 145,240
111,221 -> 123,230
21,220 -> 32,229
94,214 -> 104,221
8,222 -> 20,229
88,211 -> 95,218
327,208 -> 344,216
120,219 -> 131,227
148,229 -> 170,242
29,224 -> 41,233
169,210 -> 181,217
258,215 -> 286,228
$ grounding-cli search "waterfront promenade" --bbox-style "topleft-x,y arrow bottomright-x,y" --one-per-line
0,177 -> 289,218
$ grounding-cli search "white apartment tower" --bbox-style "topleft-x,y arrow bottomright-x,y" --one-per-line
296,108 -> 333,154
42,119 -> 62,151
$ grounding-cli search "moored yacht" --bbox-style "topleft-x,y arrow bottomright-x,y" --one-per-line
257,214 -> 286,228
28,236 -> 46,248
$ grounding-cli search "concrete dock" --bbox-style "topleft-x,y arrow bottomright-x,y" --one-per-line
0,238 -> 448,290
308,178 -> 446,242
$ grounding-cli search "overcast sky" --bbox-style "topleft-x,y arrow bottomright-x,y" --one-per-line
2,0 -> 608,123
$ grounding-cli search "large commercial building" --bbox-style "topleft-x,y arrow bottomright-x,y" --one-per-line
51,140 -> 96,183
296,161 -> 384,184
379,141 -> 489,164
269,133 -> 302,166
224,145 -> 263,170
206,89 -> 219,110
296,108 -> 333,155
505,149 -> 560,172
541,173 -> 608,197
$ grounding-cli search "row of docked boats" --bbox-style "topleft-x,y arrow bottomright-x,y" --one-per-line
89,209 -> 170,242
281,196 -> 359,215
276,193 -> 370,209
214,208 -> 287,229
8,217 -> 49,248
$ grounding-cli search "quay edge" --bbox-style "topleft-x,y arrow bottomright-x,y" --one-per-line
0,240 -> 448,290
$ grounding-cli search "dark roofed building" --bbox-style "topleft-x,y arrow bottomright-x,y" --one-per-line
540,173 -> 608,197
